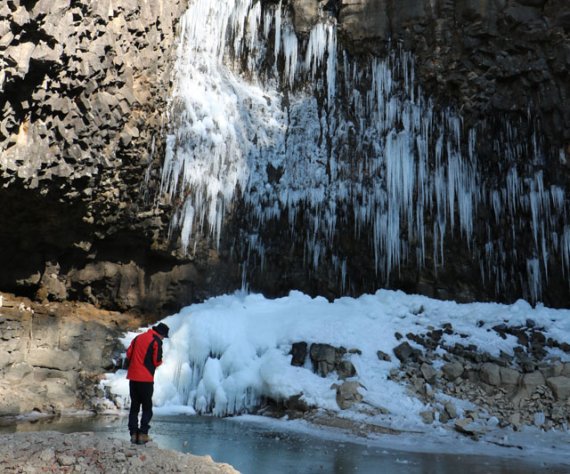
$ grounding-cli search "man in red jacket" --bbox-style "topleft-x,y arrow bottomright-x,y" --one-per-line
126,322 -> 169,445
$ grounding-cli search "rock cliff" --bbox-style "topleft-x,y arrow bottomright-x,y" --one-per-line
0,0 -> 238,316
335,0 -> 570,149
0,292 -> 135,417
1,0 -> 569,315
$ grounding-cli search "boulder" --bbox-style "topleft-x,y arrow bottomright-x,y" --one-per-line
546,376 -> 570,401
539,362 -> 563,378
454,418 -> 484,437
420,410 -> 435,424
377,350 -> 391,362
509,412 -> 522,431
499,367 -> 521,386
334,381 -> 363,409
310,343 -> 337,377
444,401 -> 457,419
420,363 -> 437,383
393,341 -> 422,363
522,371 -> 546,392
290,341 -> 308,366
480,362 -> 501,386
442,361 -> 464,380
337,360 -> 357,379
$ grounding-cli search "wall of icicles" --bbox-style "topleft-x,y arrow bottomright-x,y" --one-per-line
158,0 -> 570,305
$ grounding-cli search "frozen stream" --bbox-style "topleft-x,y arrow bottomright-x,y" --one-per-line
1,414 -> 567,474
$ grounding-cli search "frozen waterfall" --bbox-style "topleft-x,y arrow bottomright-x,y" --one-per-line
159,0 -> 569,303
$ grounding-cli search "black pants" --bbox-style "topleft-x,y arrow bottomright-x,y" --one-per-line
128,381 -> 154,435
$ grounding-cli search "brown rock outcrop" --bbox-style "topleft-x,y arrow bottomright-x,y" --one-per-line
0,292 -> 136,417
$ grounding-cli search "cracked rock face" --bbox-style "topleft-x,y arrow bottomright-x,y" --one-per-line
0,0 -> 241,316
290,0 -> 569,138
299,0 -> 569,150
1,0 -> 569,314
0,293 -> 134,417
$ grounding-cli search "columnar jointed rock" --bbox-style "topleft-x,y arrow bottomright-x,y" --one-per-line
1,0 -> 570,314
1,0 -> 183,182
0,0 -> 241,316
339,0 -> 570,147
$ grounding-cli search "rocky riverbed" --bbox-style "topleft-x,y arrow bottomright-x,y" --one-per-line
0,430 -> 239,473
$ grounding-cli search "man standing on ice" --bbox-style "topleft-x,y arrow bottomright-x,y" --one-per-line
126,322 -> 169,445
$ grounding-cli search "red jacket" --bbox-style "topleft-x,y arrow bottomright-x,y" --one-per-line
126,329 -> 164,382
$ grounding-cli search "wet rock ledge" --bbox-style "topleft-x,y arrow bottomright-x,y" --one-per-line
0,431 -> 239,473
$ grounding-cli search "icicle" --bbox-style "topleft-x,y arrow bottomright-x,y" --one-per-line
526,258 -> 541,303
274,0 -> 282,61
246,2 -> 262,51
562,226 -> 570,276
282,25 -> 298,88
326,23 -> 337,106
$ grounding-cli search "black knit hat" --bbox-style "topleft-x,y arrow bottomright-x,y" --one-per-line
153,322 -> 170,338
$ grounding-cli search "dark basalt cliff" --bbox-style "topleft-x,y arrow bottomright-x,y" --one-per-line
0,0 -> 233,316
0,0 -> 569,316
337,0 -> 570,149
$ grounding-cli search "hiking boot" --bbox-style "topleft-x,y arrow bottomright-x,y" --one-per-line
130,433 -> 138,444
137,433 -> 151,445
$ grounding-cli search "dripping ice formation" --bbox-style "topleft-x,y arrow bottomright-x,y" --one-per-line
159,0 -> 570,302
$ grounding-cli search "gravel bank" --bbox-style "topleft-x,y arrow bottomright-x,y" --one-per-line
0,431 -> 239,473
